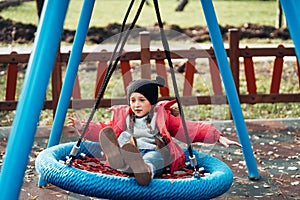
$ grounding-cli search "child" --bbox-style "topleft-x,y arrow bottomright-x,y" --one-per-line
68,76 -> 241,186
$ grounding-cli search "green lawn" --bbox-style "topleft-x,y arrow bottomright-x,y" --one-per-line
0,0 -> 278,29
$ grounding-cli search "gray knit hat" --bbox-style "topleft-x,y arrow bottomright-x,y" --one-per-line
126,76 -> 165,105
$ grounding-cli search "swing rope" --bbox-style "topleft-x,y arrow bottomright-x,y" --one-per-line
66,0 -> 200,176
66,0 -> 146,164
152,0 -> 199,174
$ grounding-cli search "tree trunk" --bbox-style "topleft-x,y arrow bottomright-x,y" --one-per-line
275,0 -> 283,28
175,0 -> 189,12
36,0 -> 44,19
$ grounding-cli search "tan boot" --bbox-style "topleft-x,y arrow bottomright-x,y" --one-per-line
121,143 -> 152,186
99,127 -> 125,170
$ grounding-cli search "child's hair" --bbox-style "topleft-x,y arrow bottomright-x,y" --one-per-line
128,105 -> 156,134
126,76 -> 165,105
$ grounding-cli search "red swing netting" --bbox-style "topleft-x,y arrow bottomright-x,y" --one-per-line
71,154 -> 205,179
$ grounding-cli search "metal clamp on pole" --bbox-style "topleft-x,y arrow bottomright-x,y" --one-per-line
189,155 -> 200,177
65,139 -> 81,165
189,155 -> 197,168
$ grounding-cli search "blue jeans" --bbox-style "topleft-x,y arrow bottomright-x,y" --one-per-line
139,149 -> 164,176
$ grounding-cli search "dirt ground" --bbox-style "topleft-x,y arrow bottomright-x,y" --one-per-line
0,15 -> 291,45
0,118 -> 299,199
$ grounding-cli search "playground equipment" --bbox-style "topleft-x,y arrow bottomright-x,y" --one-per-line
12,0 -> 300,199
36,142 -> 233,199
35,1 -> 235,198
280,0 -> 300,60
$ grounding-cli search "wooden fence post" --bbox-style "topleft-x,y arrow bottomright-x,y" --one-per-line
154,50 -> 170,97
5,52 -> 18,101
209,56 -> 223,95
155,58 -> 170,96
243,53 -> 257,95
66,50 -> 81,100
51,48 -> 62,116
95,49 -> 109,98
270,45 -> 284,94
183,48 -> 197,96
140,31 -> 151,79
120,59 -> 133,93
228,28 -> 240,95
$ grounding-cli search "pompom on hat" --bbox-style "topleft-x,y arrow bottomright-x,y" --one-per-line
126,76 -> 165,105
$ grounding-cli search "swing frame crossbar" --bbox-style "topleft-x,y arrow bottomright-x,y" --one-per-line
1,0 -> 283,198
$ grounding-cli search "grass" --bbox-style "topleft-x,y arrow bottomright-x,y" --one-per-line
0,0 -> 278,29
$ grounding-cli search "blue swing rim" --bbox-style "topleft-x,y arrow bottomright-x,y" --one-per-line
35,141 -> 233,200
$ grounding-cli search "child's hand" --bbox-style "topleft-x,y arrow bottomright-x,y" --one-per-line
170,103 -> 180,116
218,136 -> 242,148
67,113 -> 84,134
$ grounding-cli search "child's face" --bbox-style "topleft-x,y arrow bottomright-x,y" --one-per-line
129,92 -> 152,117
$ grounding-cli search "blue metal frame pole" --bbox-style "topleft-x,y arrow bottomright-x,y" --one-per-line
200,0 -> 260,179
280,0 -> 300,60
38,0 -> 95,186
0,0 -> 69,199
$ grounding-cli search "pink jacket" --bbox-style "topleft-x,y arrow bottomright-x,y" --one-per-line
84,100 -> 222,172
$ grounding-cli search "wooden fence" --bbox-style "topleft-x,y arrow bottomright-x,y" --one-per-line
1,29 -> 300,114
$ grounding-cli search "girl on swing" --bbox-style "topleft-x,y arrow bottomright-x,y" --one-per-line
68,76 -> 241,186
